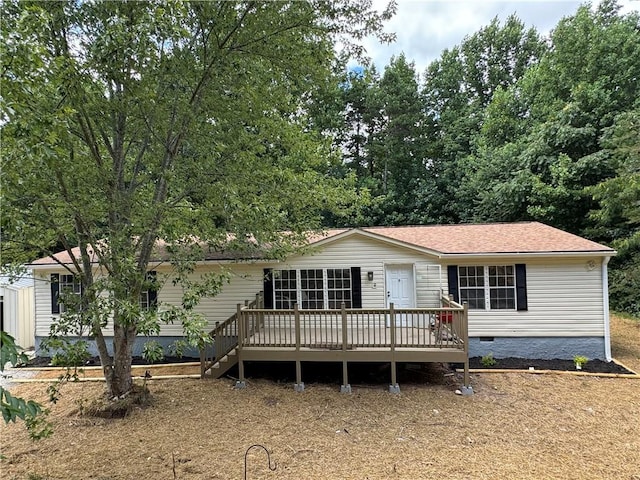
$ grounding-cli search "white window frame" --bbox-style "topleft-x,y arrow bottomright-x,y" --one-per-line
300,269 -> 324,309
326,268 -> 352,309
59,274 -> 82,313
273,268 -> 352,309
488,265 -> 516,310
459,265 -> 516,311
139,290 -> 150,311
273,269 -> 298,309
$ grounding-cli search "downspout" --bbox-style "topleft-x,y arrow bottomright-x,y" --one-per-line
602,256 -> 612,362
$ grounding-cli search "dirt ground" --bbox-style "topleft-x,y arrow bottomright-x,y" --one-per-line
1,314 -> 639,480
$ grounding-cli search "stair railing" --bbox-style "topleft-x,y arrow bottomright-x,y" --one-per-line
200,291 -> 264,378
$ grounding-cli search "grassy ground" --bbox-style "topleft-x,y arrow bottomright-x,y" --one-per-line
1,314 -> 638,480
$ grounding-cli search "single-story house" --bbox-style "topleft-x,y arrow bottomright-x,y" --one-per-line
1,271 -> 36,350
30,222 -> 615,390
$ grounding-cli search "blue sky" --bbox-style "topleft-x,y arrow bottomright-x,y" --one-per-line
359,0 -> 640,75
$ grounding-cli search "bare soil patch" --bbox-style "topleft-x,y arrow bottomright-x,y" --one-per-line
2,314 -> 639,480
611,312 -> 640,372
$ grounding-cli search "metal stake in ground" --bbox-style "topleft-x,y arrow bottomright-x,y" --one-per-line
244,444 -> 276,480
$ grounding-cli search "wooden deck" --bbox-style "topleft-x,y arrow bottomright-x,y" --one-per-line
200,294 -> 470,392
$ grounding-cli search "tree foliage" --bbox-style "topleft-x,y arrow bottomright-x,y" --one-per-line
1,0 -> 394,397
324,1 -> 639,314
1,332 -> 52,439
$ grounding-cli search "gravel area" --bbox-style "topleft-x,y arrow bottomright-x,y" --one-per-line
1,351 -> 37,390
1,368 -> 38,390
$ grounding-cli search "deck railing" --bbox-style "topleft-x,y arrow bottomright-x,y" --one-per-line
199,292 -> 263,377
201,292 -> 469,382
238,297 -> 467,351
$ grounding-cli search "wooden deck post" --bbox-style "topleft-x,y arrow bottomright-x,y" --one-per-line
389,303 -> 400,393
235,303 -> 246,389
199,345 -> 206,379
340,303 -> 351,393
294,304 -> 304,392
463,301 -> 470,388
214,321 -> 221,362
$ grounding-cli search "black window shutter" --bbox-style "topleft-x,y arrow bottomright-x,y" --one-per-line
447,265 -> 459,302
51,273 -> 60,314
148,271 -> 158,311
350,267 -> 362,308
263,268 -> 273,309
515,264 -> 528,311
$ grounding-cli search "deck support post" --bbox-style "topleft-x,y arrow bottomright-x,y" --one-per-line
389,303 -> 400,393
294,305 -> 304,391
235,303 -> 246,389
294,361 -> 304,392
340,303 -> 351,393
199,347 -> 206,379
459,302 -> 473,395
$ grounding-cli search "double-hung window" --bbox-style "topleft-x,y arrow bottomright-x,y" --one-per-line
300,269 -> 324,309
327,268 -> 352,309
488,266 -> 516,309
458,265 -> 516,310
458,266 -> 486,309
268,268 -> 359,309
52,274 -> 82,313
273,269 -> 298,309
140,271 -> 158,312
52,272 -> 158,314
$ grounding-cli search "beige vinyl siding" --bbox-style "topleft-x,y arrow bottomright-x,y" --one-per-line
33,236 -> 443,337
35,272 -> 59,337
443,257 -> 606,337
275,235 -> 442,309
156,264 -> 263,335
33,235 -> 608,340
34,270 -> 104,337
34,266 -> 264,337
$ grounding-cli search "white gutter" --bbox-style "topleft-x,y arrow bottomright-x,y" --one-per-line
602,256 -> 612,362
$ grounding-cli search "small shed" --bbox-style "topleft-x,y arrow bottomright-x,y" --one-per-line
1,272 -> 35,350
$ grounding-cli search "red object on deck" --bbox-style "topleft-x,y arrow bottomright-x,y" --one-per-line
439,312 -> 454,323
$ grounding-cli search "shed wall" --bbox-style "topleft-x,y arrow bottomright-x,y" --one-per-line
1,286 -> 35,349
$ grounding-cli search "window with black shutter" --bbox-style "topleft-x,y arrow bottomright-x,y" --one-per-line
450,264 -> 527,311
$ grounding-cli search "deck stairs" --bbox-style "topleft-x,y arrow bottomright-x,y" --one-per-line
200,292 -> 263,379
207,347 -> 238,378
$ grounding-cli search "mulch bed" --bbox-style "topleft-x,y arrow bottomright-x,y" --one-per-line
467,356 -> 634,374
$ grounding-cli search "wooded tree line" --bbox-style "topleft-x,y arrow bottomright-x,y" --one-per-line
315,0 -> 640,315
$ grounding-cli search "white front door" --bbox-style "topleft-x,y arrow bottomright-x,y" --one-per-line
385,265 -> 416,325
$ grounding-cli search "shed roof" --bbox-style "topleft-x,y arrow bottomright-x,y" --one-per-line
0,272 -> 35,290
29,222 -> 614,267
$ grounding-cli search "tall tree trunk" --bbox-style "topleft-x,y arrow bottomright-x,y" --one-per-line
107,322 -> 136,398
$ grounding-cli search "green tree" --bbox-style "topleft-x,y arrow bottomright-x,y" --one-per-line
590,109 -> 640,315
375,54 -> 424,203
468,1 -> 640,233
422,15 -> 545,222
0,0 -> 392,397
1,331 -> 51,439
361,54 -> 433,225
340,66 -> 384,180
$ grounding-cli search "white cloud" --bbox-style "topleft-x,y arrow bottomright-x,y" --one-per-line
360,0 -> 640,75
